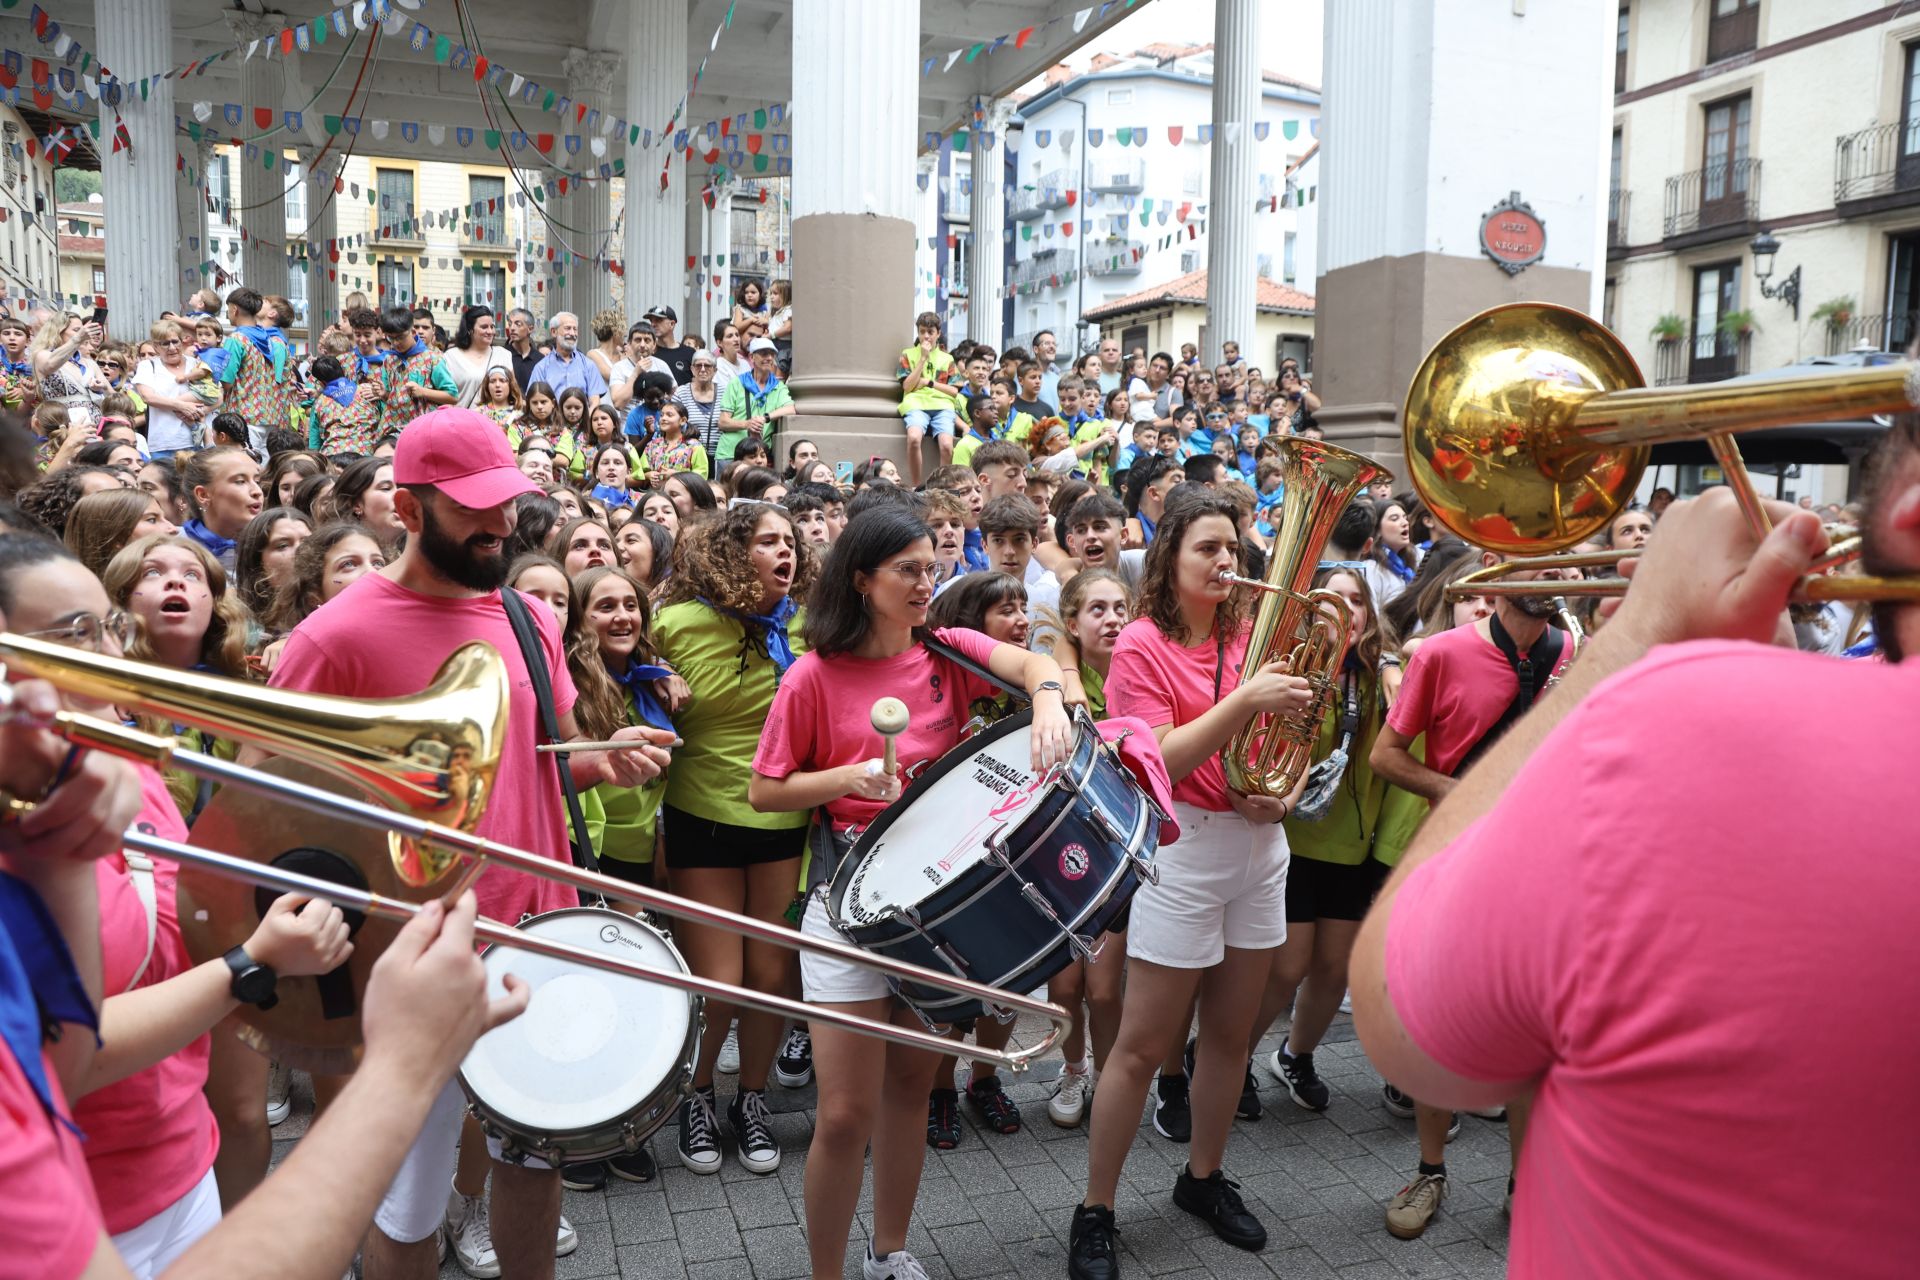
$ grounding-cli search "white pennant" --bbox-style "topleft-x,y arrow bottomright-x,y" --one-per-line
193,101 -> 213,122
372,120 -> 390,140
1223,123 -> 1242,145
509,74 -> 525,96
352,2 -> 369,31
944,49 -> 964,73
428,124 -> 445,145
590,136 -> 606,158
1074,7 -> 1093,33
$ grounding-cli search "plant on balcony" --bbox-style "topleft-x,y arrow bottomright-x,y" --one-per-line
1716,309 -> 1758,338
1811,296 -> 1855,331
1650,313 -> 1687,343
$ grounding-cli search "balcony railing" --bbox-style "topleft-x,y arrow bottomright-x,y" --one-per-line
1012,250 -> 1062,291
943,178 -> 971,224
1824,310 -> 1920,356
1087,240 -> 1145,277
1651,325 -> 1750,386
1088,158 -> 1144,194
1834,121 -> 1920,205
1663,158 -> 1760,239
1608,186 -> 1630,251
462,216 -> 507,248
1706,4 -> 1759,65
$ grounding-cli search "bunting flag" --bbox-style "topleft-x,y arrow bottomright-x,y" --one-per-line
920,4 -> 1134,77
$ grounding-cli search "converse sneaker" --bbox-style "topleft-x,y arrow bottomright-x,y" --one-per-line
714,1021 -> 740,1075
862,1245 -> 931,1279
1172,1165 -> 1266,1251
966,1073 -> 1021,1135
443,1189 -> 499,1279
926,1087 -> 962,1150
773,1025 -> 813,1087
559,1161 -> 605,1192
727,1089 -> 781,1174
1067,1203 -> 1120,1280
555,1214 -> 577,1257
1271,1047 -> 1331,1112
1151,1072 -> 1191,1143
1381,1083 -> 1415,1118
607,1145 -> 656,1183
1385,1172 -> 1448,1239
266,1060 -> 293,1127
1048,1062 -> 1091,1128
1236,1065 -> 1263,1122
677,1087 -> 722,1175
1465,1103 -> 1508,1121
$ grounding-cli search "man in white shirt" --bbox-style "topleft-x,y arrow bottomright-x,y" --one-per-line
608,323 -> 674,409
1096,337 -> 1123,396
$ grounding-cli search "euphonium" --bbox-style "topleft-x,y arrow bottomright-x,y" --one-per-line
1221,438 -> 1390,798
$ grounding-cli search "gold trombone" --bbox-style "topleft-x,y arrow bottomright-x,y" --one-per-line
0,634 -> 1071,1074
1402,301 -> 1920,604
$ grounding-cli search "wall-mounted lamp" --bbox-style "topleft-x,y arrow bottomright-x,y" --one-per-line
1750,229 -> 1801,322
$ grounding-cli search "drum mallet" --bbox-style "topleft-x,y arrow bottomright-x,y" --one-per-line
870,697 -> 911,777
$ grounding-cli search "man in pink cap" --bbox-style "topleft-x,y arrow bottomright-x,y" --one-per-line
269,408 -> 674,1280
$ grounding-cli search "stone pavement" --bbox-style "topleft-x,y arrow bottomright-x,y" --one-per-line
274,1011 -> 1511,1280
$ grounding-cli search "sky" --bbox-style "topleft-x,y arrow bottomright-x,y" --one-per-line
1023,0 -> 1324,91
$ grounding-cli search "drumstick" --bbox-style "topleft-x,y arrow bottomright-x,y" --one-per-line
537,738 -> 683,752
870,697 -> 910,777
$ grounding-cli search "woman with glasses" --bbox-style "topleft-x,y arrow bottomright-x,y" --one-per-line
748,506 -> 1073,1280
673,352 -> 726,473
29,312 -> 108,430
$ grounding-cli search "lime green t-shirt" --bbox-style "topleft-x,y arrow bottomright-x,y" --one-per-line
1079,661 -> 1108,720
652,599 -> 811,831
897,345 -> 959,414
1371,732 -> 1432,868
595,694 -> 669,865
1282,672 -> 1387,867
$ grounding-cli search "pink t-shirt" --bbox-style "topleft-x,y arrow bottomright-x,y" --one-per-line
76,767 -> 219,1234
752,627 -> 1004,831
1103,617 -> 1250,811
271,572 -> 580,924
1385,620 -> 1572,778
1385,641 -> 1920,1279
0,1049 -> 102,1280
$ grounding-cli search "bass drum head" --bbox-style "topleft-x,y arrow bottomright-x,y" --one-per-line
461,908 -> 695,1152
837,715 -> 1052,928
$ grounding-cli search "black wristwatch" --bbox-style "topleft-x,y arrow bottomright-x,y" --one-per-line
1034,680 -> 1065,697
223,946 -> 279,1011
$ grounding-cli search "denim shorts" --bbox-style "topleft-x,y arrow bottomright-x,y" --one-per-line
903,408 -> 956,437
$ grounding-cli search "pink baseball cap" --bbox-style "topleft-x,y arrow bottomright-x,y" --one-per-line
391,407 -> 540,510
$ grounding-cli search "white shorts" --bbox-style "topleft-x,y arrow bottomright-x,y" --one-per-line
800,887 -> 889,1005
373,1078 -> 561,1244
1126,802 -> 1289,969
111,1167 -> 222,1279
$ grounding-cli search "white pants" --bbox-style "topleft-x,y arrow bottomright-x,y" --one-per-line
800,887 -> 889,1004
1126,802 -> 1289,969
373,1078 -> 561,1245
111,1168 -> 221,1279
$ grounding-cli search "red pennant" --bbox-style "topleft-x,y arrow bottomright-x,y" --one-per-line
22,139 -> 34,160
745,134 -> 762,155
775,249 -> 786,264
712,275 -> 720,287
1015,26 -> 1035,48
702,148 -> 720,164
759,187 -> 769,203
535,134 -> 555,154
279,28 -> 296,55
557,177 -> 570,195
329,269 -> 337,282
31,9 -> 47,35
30,88 -> 50,111
254,107 -> 274,130
0,67 -> 16,90
576,103 -> 588,124
1188,224 -> 1198,240
1168,127 -> 1183,146
474,57 -> 489,81
687,256 -> 697,269
29,59 -> 47,86
719,117 -> 732,136
1064,191 -> 1077,207
1063,222 -> 1074,237
1177,202 -> 1192,223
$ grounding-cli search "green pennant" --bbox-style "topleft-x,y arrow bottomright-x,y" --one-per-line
753,154 -> 768,173
724,0 -> 736,25
1022,225 -> 1032,241
966,43 -> 984,63
433,35 -> 451,64
753,109 -> 766,130
612,157 -> 626,175
368,187 -> 377,204
325,115 -> 342,135
78,54 -> 90,73
718,255 -> 726,267
264,150 -> 276,171
313,17 -> 326,44
1282,120 -> 1299,141
87,118 -> 101,139
629,125 -> 640,145
140,79 -> 150,101
1116,127 -> 1132,146
484,129 -> 501,149
541,90 -> 556,113
533,185 -> 545,203
953,129 -> 968,151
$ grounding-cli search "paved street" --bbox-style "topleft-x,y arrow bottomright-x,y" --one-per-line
275,1010 -> 1511,1279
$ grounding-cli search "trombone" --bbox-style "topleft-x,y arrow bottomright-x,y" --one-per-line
0,634 -> 1071,1073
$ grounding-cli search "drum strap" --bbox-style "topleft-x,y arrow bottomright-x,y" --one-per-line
922,636 -> 1030,704
502,587 -> 602,878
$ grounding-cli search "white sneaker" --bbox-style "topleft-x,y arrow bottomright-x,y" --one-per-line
1048,1063 -> 1090,1128
1464,1104 -> 1508,1120
715,1021 -> 740,1075
555,1214 -> 577,1257
1339,988 -> 1353,1014
863,1246 -> 931,1280
443,1189 -> 500,1279
266,1060 -> 293,1127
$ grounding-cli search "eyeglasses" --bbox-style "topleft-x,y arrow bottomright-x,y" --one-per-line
24,610 -> 135,653
100,360 -> 123,370
877,561 -> 941,585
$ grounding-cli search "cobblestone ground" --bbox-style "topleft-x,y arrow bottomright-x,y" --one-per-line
274,1009 -> 1511,1279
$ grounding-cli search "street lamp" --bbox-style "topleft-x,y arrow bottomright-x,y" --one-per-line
1749,229 -> 1801,321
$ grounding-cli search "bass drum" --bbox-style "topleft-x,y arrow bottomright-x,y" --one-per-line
459,907 -> 701,1165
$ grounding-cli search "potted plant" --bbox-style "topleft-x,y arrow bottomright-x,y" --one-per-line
1716,309 -> 1758,338
1650,313 -> 1686,343
1812,296 -> 1856,331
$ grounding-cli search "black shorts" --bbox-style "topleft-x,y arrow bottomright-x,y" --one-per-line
662,803 -> 808,870
1285,855 -> 1390,924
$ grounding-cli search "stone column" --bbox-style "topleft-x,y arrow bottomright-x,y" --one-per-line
96,0 -> 180,330
175,140 -> 207,303
1204,0 -> 1261,366
305,159 -> 339,337
789,0 -> 920,471
914,153 -> 939,320
684,188 -> 710,344
624,0 -> 687,324
969,100 -> 1016,349
227,12 -> 290,301
561,49 -> 620,324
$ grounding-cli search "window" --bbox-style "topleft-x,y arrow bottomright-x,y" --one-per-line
470,175 -> 506,243
1183,165 -> 1203,196
211,154 -> 232,221
1706,0 -> 1758,65
377,260 -> 414,305
1283,232 -> 1297,284
950,231 -> 970,300
1609,128 -> 1624,241
1689,260 -> 1742,380
1902,43 -> 1920,164
283,161 -> 305,223
376,168 -> 415,236
1106,88 -> 1133,106
1616,5 -> 1630,92
287,270 -> 308,328
466,265 -> 507,308
1121,324 -> 1148,356
1701,94 -> 1751,220
90,265 -> 105,293
1180,250 -> 1199,273
730,207 -> 759,270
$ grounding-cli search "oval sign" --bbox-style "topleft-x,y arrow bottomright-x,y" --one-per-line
1480,191 -> 1546,276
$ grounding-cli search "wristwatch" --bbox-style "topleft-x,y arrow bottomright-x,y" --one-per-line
223,946 -> 279,1011
1034,680 -> 1065,697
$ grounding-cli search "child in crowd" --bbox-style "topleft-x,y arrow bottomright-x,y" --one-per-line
478,366 -> 524,432
309,355 -> 381,456
896,311 -> 963,484
1013,359 -> 1057,422
925,488 -> 970,588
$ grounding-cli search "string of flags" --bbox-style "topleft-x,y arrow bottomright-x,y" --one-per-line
920,0 -> 1141,77
923,118 -> 1319,157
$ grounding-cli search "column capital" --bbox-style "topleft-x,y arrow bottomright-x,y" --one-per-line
562,48 -> 621,100
224,9 -> 282,46
979,97 -> 1020,135
915,151 -> 939,177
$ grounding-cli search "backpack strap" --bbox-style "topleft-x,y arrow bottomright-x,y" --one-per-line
500,587 -> 601,875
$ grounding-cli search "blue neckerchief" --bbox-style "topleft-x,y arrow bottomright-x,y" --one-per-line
197,345 -> 230,381
1237,449 -> 1258,473
1139,510 -> 1158,545
738,366 -> 779,400
590,483 -> 635,509
1383,547 -> 1416,583
1255,485 -> 1285,513
1188,426 -> 1215,454
704,593 -> 799,676
0,355 -> 29,377
0,871 -> 98,1127
611,661 -> 677,734
963,527 -> 989,572
182,518 -> 235,560
235,324 -> 289,378
321,377 -> 358,408
355,350 -> 389,378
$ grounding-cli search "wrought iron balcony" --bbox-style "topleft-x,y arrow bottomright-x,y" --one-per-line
1662,158 -> 1760,240
1823,310 -> 1920,356
1834,122 -> 1920,211
1608,186 -> 1629,252
1651,324 -> 1750,386
1087,240 -> 1145,277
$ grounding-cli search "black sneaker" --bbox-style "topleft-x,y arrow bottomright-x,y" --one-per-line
676,1086 -> 721,1175
1381,1083 -> 1415,1118
1152,1073 -> 1191,1143
607,1144 -> 656,1183
1236,1066 -> 1262,1121
926,1087 -> 962,1149
773,1026 -> 813,1088
966,1074 -> 1022,1135
1172,1165 -> 1266,1251
1272,1048 -> 1331,1112
726,1089 -> 781,1174
560,1160 -> 606,1192
1067,1203 -> 1120,1280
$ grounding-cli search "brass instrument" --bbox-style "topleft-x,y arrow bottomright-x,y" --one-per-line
1403,301 -> 1920,604
1220,437 -> 1390,798
0,635 -> 1071,1074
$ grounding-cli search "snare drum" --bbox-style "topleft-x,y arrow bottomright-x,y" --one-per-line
828,709 -> 1159,1022
459,907 -> 701,1165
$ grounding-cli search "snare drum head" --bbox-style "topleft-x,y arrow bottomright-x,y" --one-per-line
838,715 -> 1052,927
461,909 -> 693,1139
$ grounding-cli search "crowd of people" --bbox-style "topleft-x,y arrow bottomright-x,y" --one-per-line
0,280 -> 1911,1280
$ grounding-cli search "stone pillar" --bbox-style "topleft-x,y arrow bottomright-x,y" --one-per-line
175,139 -> 207,303
685,189 -> 710,344
789,0 -> 920,471
914,153 -> 939,320
97,0 -> 180,330
969,100 -> 1016,349
1314,0 -> 1611,473
227,12 -> 290,301
1204,0 -> 1261,367
561,49 -> 620,324
305,159 -> 339,337
624,0 -> 687,324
